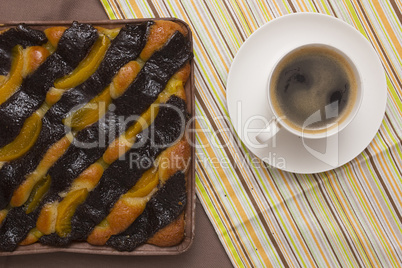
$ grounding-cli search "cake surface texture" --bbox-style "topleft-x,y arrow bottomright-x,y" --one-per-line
0,20 -> 193,252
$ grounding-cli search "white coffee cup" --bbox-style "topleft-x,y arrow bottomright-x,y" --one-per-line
256,43 -> 363,143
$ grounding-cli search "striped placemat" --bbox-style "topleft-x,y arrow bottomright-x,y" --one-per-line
99,1 -> 402,267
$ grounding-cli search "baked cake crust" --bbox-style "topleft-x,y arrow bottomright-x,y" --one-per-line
0,20 -> 193,252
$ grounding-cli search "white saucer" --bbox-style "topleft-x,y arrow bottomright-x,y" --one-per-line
226,13 -> 387,174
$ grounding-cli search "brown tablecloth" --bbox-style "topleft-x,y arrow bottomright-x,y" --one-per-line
0,0 -> 233,267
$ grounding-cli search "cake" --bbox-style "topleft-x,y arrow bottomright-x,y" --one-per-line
0,20 -> 193,252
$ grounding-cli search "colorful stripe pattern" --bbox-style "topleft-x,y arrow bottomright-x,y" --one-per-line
100,0 -> 402,267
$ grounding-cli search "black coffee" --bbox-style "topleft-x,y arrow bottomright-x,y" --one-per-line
270,45 -> 358,133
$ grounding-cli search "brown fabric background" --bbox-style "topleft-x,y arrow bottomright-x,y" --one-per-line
0,0 -> 233,267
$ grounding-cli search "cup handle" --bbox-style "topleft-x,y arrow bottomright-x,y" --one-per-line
256,117 -> 281,143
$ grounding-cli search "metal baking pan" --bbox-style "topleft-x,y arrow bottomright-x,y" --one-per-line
0,18 -> 195,256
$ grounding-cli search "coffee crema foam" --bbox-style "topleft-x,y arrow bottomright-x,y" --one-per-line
270,45 -> 358,134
